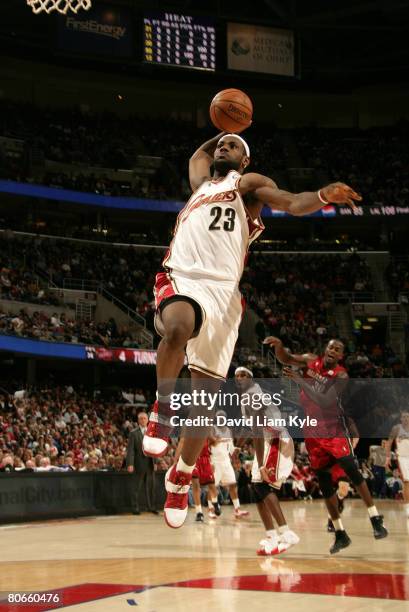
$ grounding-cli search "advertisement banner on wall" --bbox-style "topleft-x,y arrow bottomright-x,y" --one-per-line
58,4 -> 132,57
0,473 -> 96,520
85,346 -> 158,364
227,22 -> 294,76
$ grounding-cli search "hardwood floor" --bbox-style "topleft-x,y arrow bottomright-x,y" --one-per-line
0,500 -> 408,611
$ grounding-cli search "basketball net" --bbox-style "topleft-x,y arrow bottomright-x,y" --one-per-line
26,0 -> 92,14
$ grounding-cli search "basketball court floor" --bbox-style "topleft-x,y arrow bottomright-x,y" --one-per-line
0,500 -> 408,611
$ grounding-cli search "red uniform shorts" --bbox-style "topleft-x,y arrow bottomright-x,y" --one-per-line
331,463 -> 349,484
192,455 -> 215,485
154,272 -> 176,310
305,437 -> 353,471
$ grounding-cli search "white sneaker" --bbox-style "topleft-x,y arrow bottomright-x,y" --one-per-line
163,465 -> 192,529
279,529 -> 300,549
234,508 -> 250,519
256,537 -> 288,556
208,509 -> 217,519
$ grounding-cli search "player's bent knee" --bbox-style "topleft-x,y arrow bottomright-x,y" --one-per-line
317,469 -> 335,498
164,320 -> 194,348
337,456 -> 364,487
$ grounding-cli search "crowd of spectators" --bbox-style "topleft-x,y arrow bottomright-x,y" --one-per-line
3,232 -> 405,373
296,123 -> 409,207
0,386 -> 154,473
242,252 -> 373,354
344,339 -> 406,378
0,253 -> 59,305
0,204 -> 379,251
252,238 -> 379,252
0,101 -> 288,200
0,102 -> 137,170
1,100 -> 408,207
38,172 -> 135,198
385,257 -> 409,301
0,309 -> 139,348
31,172 -> 171,201
0,232 -> 162,320
0,209 -> 165,246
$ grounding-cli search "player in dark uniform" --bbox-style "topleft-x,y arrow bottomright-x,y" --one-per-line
264,337 -> 388,554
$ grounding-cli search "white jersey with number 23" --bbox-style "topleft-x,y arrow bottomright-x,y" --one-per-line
163,170 -> 264,284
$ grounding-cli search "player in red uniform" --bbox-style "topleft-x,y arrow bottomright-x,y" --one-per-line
264,337 -> 388,554
192,439 -> 221,520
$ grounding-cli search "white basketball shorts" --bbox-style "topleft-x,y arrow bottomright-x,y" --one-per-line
212,460 -> 236,486
252,437 -> 294,489
398,456 -> 409,482
154,271 -> 243,380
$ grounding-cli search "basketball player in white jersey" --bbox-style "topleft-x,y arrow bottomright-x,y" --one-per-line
234,366 -> 299,555
386,411 -> 409,517
142,128 -> 362,528
210,410 -> 249,518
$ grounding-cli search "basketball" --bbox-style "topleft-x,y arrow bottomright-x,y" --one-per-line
209,88 -> 253,133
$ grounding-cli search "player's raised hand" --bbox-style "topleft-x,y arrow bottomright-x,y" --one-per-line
263,336 -> 282,346
321,182 -> 362,211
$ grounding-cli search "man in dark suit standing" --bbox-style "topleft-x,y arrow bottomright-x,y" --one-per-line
126,412 -> 158,515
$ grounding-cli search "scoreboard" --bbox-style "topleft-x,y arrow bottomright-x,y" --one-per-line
143,12 -> 216,71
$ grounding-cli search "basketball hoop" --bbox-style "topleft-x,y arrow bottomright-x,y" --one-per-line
26,0 -> 92,14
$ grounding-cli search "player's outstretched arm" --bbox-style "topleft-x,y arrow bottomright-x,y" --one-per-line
239,173 -> 362,215
263,336 -> 316,367
189,132 -> 225,192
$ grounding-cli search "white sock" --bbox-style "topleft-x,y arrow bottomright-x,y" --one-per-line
208,500 -> 214,509
367,505 -> 379,518
266,529 -> 277,539
333,519 -> 344,531
278,524 -> 289,534
195,505 -> 202,514
233,498 -> 240,510
211,498 -> 218,504
404,503 -> 409,517
176,457 -> 195,474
